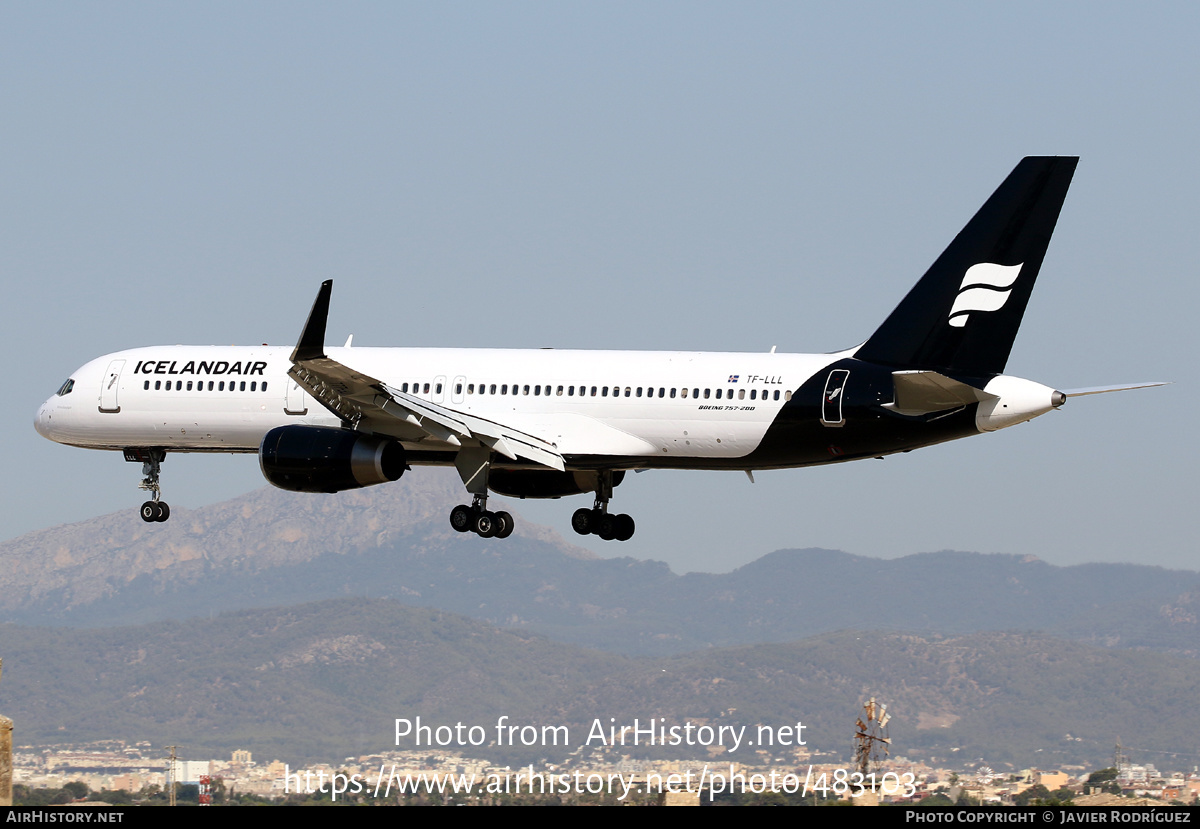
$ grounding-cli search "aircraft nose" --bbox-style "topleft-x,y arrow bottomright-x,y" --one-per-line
34,400 -> 55,440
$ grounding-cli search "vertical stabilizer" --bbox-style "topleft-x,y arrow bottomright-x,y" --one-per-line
855,156 -> 1078,376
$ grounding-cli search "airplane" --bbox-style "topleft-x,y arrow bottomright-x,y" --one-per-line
34,156 -> 1165,542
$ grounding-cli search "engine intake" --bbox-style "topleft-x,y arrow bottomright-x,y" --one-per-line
259,425 -> 406,493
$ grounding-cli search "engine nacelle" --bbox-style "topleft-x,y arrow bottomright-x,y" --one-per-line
259,425 -> 406,493
488,469 -> 625,499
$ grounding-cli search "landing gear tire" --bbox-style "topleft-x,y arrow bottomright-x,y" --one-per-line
571,508 -> 594,535
614,513 -> 635,541
140,501 -> 169,523
597,513 -> 618,541
450,504 -> 473,533
574,506 -> 634,542
494,511 -> 514,539
473,511 -> 498,538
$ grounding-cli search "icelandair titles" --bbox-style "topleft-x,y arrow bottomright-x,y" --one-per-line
134,359 -> 268,376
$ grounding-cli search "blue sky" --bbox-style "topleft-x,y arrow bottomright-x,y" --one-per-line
4,3 -> 1195,573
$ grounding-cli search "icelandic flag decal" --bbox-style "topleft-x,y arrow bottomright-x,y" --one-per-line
728,375 -> 739,383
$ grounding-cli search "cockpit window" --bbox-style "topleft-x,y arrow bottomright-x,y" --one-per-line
56,379 -> 74,396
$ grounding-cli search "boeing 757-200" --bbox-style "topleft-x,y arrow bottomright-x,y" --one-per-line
35,157 -> 1164,541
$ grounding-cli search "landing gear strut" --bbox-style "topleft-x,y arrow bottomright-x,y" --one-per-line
571,469 -> 635,542
449,443 -> 514,539
125,448 -> 170,523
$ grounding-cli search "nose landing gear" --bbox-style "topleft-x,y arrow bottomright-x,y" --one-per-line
125,448 -> 170,523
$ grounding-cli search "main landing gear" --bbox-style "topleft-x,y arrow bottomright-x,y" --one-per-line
125,448 -> 170,523
449,444 -> 514,538
449,494 -> 514,539
571,470 -> 635,542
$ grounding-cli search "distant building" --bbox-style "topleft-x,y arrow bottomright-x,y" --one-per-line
1034,770 -> 1070,790
111,773 -> 141,792
169,760 -> 210,784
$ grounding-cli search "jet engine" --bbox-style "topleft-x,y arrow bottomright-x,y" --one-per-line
259,425 -> 406,493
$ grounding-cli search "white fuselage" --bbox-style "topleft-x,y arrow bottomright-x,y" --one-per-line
36,345 -> 844,469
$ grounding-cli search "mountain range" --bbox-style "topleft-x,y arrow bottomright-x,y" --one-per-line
0,473 -> 1196,768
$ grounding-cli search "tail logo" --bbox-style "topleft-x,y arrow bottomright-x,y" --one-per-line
947,262 -> 1024,328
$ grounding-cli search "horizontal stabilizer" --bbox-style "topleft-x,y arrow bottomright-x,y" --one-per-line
887,370 -> 997,416
1061,382 -> 1169,397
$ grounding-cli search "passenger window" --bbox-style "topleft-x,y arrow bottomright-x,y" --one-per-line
738,389 -> 745,400
240,381 -> 246,391
523,385 -> 530,395
144,380 -> 150,390
436,383 -> 443,394
261,382 -> 267,392
187,381 -> 193,391
535,385 -> 541,396
681,388 -> 688,398
602,387 -> 608,397
625,387 -> 631,397
658,388 -> 665,398
591,386 -> 597,397
468,384 -> 474,394
670,388 -> 676,398
750,390 -> 756,400
456,383 -> 463,395
557,386 -> 564,396
774,390 -> 780,400
401,383 -> 408,392
251,382 -> 257,392
785,391 -> 793,401
489,385 -> 496,394
155,381 -> 161,390
716,389 -> 722,399
704,389 -> 710,399
423,383 -> 430,394
568,386 -> 575,396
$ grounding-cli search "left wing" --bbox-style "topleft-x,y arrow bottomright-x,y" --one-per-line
287,281 -> 565,471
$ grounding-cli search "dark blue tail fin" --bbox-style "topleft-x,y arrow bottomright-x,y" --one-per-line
855,156 -> 1078,377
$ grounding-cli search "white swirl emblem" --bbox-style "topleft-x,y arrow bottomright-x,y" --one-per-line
948,262 -> 1024,327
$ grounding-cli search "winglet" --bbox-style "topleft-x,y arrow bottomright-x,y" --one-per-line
292,280 -> 333,362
